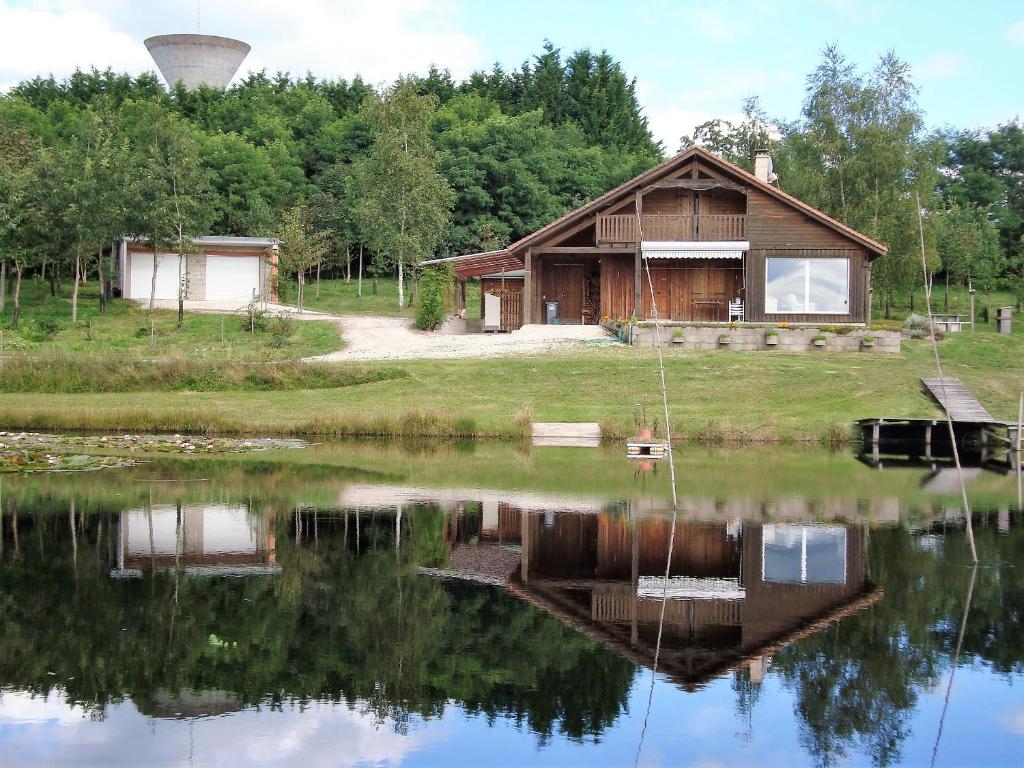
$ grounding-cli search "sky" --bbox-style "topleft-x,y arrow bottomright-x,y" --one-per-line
0,0 -> 1021,150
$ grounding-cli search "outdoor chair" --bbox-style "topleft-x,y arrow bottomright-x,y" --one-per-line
728,299 -> 744,322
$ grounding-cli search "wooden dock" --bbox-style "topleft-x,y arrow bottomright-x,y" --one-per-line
921,378 -> 995,423
857,377 -> 1019,468
531,422 -> 602,448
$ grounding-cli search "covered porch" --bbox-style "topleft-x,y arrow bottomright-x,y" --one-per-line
526,242 -> 747,325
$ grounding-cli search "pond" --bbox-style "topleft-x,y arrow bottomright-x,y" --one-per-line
0,442 -> 1020,767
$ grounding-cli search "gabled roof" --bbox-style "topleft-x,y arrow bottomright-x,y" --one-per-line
507,146 -> 887,257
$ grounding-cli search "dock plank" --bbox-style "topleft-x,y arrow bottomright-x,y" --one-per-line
921,378 -> 994,423
531,422 -> 602,448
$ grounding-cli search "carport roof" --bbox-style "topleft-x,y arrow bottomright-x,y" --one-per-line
422,249 -> 524,278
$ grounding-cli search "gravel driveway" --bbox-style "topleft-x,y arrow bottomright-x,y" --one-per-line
306,315 -> 620,361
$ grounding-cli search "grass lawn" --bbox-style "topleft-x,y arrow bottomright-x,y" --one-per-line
1,317 -> 1020,442
283,275 -> 481,319
0,279 -> 340,360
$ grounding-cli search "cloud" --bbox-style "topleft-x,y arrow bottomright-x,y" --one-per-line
0,5 -> 151,90
1007,21 -> 1024,45
636,69 -> 786,151
0,688 -> 446,767
0,0 -> 491,91
998,707 -> 1024,735
916,53 -> 966,80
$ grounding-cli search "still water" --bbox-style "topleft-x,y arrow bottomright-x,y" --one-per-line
0,442 -> 1020,767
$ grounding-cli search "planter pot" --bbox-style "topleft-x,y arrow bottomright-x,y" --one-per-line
671,337 -> 685,344
861,339 -> 875,348
718,338 -> 731,346
765,336 -> 779,346
637,428 -> 653,440
812,338 -> 826,347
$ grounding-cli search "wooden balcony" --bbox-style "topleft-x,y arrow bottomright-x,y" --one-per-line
596,214 -> 746,244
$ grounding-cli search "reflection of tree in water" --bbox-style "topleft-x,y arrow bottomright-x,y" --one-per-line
0,502 -> 635,742
764,522 -> 1021,767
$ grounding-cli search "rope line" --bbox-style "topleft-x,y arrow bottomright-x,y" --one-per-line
633,207 -> 680,768
916,192 -> 977,563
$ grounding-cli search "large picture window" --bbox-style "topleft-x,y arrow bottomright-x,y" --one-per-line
765,258 -> 849,314
762,525 -> 847,584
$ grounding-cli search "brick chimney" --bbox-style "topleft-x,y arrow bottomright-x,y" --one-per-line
754,151 -> 774,184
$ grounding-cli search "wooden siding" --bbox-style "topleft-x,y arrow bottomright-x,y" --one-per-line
641,261 -> 743,321
746,248 -> 869,323
600,253 -> 635,320
745,187 -> 855,249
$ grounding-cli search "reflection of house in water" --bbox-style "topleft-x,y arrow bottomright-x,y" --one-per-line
425,506 -> 881,690
111,504 -> 279,578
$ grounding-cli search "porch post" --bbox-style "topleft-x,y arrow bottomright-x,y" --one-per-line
634,245 -> 642,319
633,190 -> 643,319
523,248 -> 533,324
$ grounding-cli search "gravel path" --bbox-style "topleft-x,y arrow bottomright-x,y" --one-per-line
306,315 -> 621,361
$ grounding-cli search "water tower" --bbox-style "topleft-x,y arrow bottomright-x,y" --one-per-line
144,34 -> 250,91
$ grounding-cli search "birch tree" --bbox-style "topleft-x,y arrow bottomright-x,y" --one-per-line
122,103 -> 212,313
277,203 -> 329,313
353,81 -> 454,310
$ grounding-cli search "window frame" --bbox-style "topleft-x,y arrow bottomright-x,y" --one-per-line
764,257 -> 851,316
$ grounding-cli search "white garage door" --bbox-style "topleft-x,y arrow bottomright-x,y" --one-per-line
206,256 -> 261,301
129,252 -> 180,300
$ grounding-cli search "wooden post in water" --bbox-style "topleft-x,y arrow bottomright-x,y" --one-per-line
1017,391 -> 1022,454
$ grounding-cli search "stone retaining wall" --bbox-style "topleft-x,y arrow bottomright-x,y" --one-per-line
629,325 -> 901,353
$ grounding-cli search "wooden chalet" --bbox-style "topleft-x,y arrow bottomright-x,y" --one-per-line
427,147 -> 887,328
427,510 -> 881,690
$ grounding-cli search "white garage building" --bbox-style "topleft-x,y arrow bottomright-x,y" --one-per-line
119,236 -> 279,303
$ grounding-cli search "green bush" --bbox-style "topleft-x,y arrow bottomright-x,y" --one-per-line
270,315 -> 294,348
415,266 -> 452,331
240,296 -> 270,333
27,317 -> 61,341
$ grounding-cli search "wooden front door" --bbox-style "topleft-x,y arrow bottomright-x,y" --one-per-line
543,263 -> 585,323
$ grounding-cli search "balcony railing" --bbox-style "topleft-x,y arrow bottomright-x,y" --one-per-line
596,214 -> 746,243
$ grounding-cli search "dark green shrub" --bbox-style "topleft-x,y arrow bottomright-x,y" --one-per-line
28,317 -> 61,341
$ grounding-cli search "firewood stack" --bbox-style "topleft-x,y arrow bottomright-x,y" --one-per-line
583,276 -> 601,324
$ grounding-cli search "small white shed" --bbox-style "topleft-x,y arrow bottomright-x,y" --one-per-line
120,236 -> 278,303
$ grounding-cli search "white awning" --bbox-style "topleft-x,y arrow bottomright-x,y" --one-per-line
637,575 -> 746,600
642,240 -> 748,259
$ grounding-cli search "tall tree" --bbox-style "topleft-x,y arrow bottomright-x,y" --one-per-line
942,121 -> 1024,306
0,109 -> 45,327
276,202 -> 329,313
53,106 -> 129,322
682,96 -> 780,168
122,103 -> 213,315
353,81 -> 455,309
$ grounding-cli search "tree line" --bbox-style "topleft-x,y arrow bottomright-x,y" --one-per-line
0,42 -> 658,322
683,45 -> 1022,315
2,41 -> 1021,323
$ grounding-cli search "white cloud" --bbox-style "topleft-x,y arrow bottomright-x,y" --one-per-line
1006,21 -> 1024,45
0,689 -> 446,767
0,5 -> 151,89
916,53 -> 966,80
0,0 -> 490,91
636,69 -> 785,151
998,707 -> 1024,735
